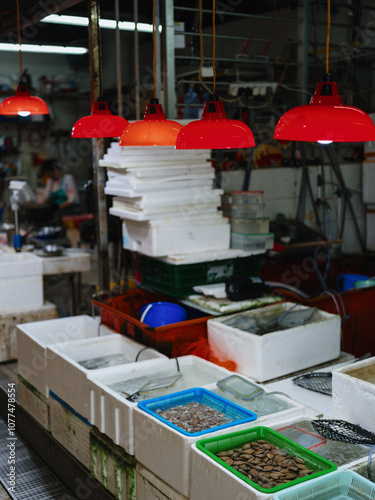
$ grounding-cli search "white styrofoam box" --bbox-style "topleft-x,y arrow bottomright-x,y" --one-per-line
362,162 -> 375,203
100,145 -> 211,165
105,178 -> 214,197
17,315 -> 113,397
133,406 -> 259,497
332,356 -> 375,433
107,164 -> 212,178
18,376 -> 50,429
50,395 -> 91,469
0,253 -> 43,311
87,355 -> 232,456
207,303 -> 341,382
110,206 -> 220,222
190,444 -> 273,500
46,334 -> 168,420
133,388 -> 315,498
136,464 -> 188,500
122,218 -> 230,257
116,189 -> 223,209
190,412 -> 369,500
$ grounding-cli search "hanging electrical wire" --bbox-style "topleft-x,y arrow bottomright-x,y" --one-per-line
152,0 -> 156,98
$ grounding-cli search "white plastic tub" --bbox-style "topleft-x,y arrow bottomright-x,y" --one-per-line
87,355 -> 232,456
46,334 -> 167,420
231,232 -> 274,251
231,191 -> 264,205
231,203 -> 266,219
207,303 -> 341,382
0,253 -> 43,312
17,315 -> 113,397
332,356 -> 375,433
231,218 -> 270,235
122,217 -> 230,256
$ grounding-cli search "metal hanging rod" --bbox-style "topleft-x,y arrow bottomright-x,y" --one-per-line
178,30 -> 329,48
173,6 -> 351,28
175,54 -> 327,67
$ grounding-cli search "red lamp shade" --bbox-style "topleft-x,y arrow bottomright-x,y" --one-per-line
71,100 -> 129,138
176,95 -> 255,149
274,74 -> 375,143
0,84 -> 49,116
120,98 -> 182,146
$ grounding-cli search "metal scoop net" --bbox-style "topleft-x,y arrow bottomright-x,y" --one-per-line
312,419 -> 375,482
292,372 -> 332,396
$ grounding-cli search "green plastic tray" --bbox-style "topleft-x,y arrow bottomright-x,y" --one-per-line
140,254 -> 260,297
195,426 -> 337,495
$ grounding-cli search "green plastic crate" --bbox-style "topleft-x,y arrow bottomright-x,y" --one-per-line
196,426 -> 337,495
140,254 -> 261,297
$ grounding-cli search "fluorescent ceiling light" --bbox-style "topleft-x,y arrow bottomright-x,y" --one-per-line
42,14 -> 160,33
0,43 -> 87,54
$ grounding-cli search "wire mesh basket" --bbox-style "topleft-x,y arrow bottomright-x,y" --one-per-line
311,419 -> 375,446
292,372 -> 332,396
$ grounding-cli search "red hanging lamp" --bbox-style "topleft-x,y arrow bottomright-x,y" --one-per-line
0,0 -> 49,117
274,0 -> 375,144
274,73 -> 375,143
176,94 -> 255,149
0,83 -> 49,116
176,0 -> 255,150
71,2 -> 128,139
120,0 -> 182,147
120,98 -> 182,146
72,99 -> 129,138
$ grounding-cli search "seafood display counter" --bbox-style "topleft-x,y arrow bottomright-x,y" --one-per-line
12,304 -> 375,500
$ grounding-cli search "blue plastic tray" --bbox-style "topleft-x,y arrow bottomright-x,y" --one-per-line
137,387 -> 257,437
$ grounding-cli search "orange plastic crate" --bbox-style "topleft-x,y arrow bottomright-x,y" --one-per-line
92,288 -> 211,357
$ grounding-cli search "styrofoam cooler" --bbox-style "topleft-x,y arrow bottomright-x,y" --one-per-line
332,356 -> 375,433
191,443 -> 273,500
87,355 -> 232,456
133,395 -> 259,497
190,427 -> 336,500
46,334 -> 168,420
122,217 -> 230,256
207,303 -> 341,382
0,253 -> 43,312
17,315 -> 113,397
133,388 -> 314,498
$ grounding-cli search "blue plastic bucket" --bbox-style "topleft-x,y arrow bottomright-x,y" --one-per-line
337,273 -> 370,292
140,302 -> 187,328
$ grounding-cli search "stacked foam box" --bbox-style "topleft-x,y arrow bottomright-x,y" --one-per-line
46,334 -> 167,420
100,143 -> 230,257
16,315 -> 114,429
0,253 -> 43,312
230,191 -> 274,252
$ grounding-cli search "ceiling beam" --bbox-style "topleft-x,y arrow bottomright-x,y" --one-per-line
0,0 -> 85,41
